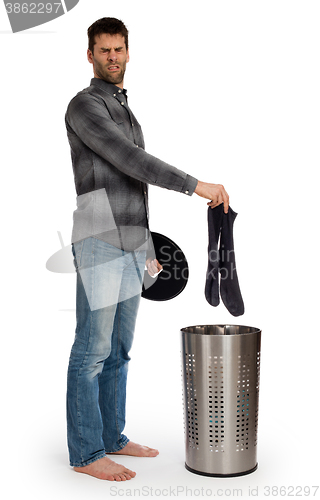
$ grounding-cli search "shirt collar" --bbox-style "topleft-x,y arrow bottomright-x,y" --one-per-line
90,78 -> 127,97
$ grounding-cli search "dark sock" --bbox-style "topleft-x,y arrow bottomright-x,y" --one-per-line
219,207 -> 245,316
205,204 -> 224,306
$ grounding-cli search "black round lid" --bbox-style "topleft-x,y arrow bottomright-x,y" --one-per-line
141,232 -> 189,301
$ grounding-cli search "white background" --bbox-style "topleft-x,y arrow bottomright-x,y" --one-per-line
1,1 -> 319,499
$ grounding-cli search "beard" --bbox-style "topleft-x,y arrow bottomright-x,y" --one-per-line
93,57 -> 126,85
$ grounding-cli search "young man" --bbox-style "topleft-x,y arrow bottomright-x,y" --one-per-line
65,17 -> 229,482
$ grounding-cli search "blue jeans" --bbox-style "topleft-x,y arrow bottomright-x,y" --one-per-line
67,237 -> 146,467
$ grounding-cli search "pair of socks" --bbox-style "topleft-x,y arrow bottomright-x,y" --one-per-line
205,204 -> 244,316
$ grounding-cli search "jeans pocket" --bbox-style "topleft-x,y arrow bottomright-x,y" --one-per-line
72,240 -> 84,271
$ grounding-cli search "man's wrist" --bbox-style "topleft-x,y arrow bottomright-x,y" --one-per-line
194,180 -> 204,196
182,175 -> 198,196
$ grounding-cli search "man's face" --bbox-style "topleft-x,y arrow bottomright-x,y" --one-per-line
87,33 -> 129,88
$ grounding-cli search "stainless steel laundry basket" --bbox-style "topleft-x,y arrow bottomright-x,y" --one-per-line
181,325 -> 261,477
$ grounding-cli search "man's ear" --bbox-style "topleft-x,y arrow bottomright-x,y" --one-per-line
126,48 -> 130,63
87,49 -> 93,65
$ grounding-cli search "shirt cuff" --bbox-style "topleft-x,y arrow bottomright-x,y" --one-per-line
181,175 -> 198,196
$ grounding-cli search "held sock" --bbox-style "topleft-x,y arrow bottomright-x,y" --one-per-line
219,207 -> 245,316
205,203 -> 224,306
205,204 -> 245,316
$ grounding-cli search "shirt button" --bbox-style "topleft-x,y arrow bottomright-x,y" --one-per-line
121,102 -> 125,106
185,190 -> 189,194
113,93 -> 116,97
118,89 -> 122,93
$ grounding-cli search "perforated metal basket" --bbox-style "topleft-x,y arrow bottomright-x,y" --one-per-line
181,325 -> 261,477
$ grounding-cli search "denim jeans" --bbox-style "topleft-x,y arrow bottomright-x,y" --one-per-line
67,237 -> 146,467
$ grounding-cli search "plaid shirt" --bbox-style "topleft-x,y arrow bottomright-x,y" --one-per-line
65,78 -> 198,250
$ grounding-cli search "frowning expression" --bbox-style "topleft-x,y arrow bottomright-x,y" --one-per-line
87,33 -> 129,89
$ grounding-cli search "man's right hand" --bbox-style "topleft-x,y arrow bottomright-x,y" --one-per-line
146,258 -> 163,278
194,181 -> 229,213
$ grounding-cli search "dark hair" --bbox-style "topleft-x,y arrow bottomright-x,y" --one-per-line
87,17 -> 129,54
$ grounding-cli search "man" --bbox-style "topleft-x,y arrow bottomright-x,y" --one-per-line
65,17 -> 229,482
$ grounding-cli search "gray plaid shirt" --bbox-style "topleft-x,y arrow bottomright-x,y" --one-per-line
65,78 -> 198,251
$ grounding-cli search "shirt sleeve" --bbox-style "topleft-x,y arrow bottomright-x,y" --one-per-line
66,92 -> 198,196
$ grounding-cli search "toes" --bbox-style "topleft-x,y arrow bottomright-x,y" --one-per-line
115,473 -> 130,481
124,469 -> 136,479
113,469 -> 135,481
113,472 -> 127,482
143,446 -> 159,457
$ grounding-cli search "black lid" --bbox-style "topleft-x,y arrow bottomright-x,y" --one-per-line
141,232 -> 189,301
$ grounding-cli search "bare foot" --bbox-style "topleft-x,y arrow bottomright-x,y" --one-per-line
108,441 -> 159,457
74,456 -> 136,481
